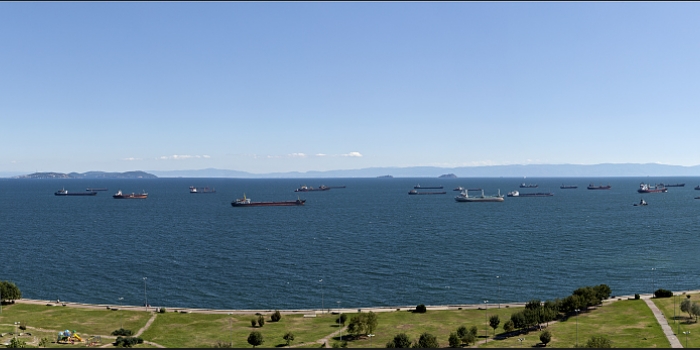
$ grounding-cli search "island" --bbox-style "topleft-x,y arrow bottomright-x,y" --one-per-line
438,173 -> 457,178
15,171 -> 157,179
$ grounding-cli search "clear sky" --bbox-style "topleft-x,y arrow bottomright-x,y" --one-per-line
2,2 -> 700,174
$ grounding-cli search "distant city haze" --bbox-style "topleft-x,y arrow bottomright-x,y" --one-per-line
2,2 -> 700,174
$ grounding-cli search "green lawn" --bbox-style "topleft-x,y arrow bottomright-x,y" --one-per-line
479,299 -> 669,348
652,293 -> 700,348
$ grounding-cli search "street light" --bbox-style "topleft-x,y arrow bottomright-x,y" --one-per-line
118,297 -> 124,329
518,337 -> 524,348
368,334 -> 375,347
652,268 -> 656,296
319,279 -> 324,314
575,309 -> 580,347
683,331 -> 690,348
143,277 -> 148,312
337,301 -> 342,341
484,300 -> 489,343
14,321 -> 20,338
496,276 -> 501,309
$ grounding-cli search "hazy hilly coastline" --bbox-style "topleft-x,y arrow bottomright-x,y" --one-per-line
148,163 -> 700,178
6,164 -> 700,179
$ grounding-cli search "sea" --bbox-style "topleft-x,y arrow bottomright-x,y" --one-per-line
1,177 -> 699,310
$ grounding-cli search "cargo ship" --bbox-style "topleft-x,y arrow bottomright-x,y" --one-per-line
560,185 -> 578,189
520,183 -> 538,188
658,183 -> 684,187
113,190 -> 148,199
408,190 -> 446,195
587,184 -> 611,190
190,186 -> 216,193
294,185 -> 330,192
414,185 -> 443,189
231,194 -> 305,207
86,188 -> 108,191
455,189 -> 504,202
507,191 -> 553,197
637,183 -> 667,193
55,188 -> 97,196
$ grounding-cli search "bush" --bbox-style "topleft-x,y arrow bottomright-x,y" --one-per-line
540,330 -> 552,345
247,331 -> 264,348
654,289 -> 673,298
414,332 -> 439,348
214,341 -> 232,348
448,332 -> 461,348
336,313 -> 347,325
585,335 -> 612,348
415,304 -> 427,313
113,336 -> 143,347
111,328 -> 133,336
386,333 -> 412,348
159,307 -> 166,313
634,293 -> 640,300
257,315 -> 265,327
9,337 -> 27,348
250,318 -> 257,327
18,322 -> 26,331
271,309 -> 282,322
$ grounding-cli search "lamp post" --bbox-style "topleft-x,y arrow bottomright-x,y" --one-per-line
368,334 -> 375,347
143,277 -> 148,312
575,309 -> 580,347
683,331 -> 690,348
484,300 -> 489,343
319,279 -> 324,314
496,276 -> 501,309
652,268 -> 656,296
337,301 -> 342,341
118,297 -> 124,329
518,337 -> 524,348
14,321 -> 20,338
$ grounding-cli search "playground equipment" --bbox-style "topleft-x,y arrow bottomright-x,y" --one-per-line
56,330 -> 83,344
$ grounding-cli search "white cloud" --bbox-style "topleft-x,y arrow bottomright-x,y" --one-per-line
315,153 -> 327,157
289,153 -> 308,158
341,152 -> 363,157
157,155 -> 211,160
122,157 -> 142,161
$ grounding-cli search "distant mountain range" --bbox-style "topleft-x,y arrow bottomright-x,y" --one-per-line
6,164 -> 700,179
147,163 -> 700,178
14,171 -> 157,179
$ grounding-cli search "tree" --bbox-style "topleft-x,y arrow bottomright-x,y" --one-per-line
250,318 -> 257,327
681,299 -> 693,320
593,284 -> 612,301
585,335 -> 612,348
448,332 -> 461,348
489,314 -> 500,333
386,333 -> 412,348
39,337 -> 50,348
271,310 -> 282,322
413,332 -> 439,348
336,313 -> 347,326
456,326 -> 468,339
0,281 -> 22,302
8,337 -> 27,348
503,320 -> 515,333
539,330 -> 552,346
691,302 -> 700,322
415,304 -> 427,313
510,311 -> 527,331
365,311 -> 378,335
462,332 -> 476,346
469,326 -> 478,337
247,331 -> 264,348
283,332 -> 295,347
347,315 -> 366,336
655,289 -> 673,298
257,315 -> 265,327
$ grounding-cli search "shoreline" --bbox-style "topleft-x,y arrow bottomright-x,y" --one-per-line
12,289 -> 700,315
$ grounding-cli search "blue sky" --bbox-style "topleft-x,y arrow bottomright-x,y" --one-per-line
2,2 -> 700,174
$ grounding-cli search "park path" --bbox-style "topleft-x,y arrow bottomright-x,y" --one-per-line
643,297 -> 683,348
98,312 -> 164,348
289,325 -> 348,348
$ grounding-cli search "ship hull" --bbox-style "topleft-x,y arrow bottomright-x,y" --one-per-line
231,200 -> 305,207
409,191 -> 446,195
455,197 -> 504,202
55,192 -> 97,196
113,194 -> 148,199
637,189 -> 667,193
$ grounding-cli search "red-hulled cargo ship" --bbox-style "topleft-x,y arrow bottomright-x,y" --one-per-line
637,183 -> 667,193
231,194 -> 305,207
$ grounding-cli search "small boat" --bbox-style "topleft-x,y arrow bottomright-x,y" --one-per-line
507,191 -> 519,197
633,198 -> 648,206
55,188 -> 97,196
189,186 -> 216,194
587,184 -> 611,190
455,189 -> 504,202
453,186 -> 465,191
519,183 -> 538,188
637,183 -> 667,193
408,189 -> 446,195
695,185 -> 700,190
231,194 -> 305,207
560,185 -> 578,189
113,190 -> 148,199
414,184 -> 443,189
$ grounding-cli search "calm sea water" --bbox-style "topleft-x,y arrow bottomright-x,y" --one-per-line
2,177 -> 699,310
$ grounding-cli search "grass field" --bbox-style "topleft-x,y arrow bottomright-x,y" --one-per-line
652,292 -> 700,348
0,298 -> 674,348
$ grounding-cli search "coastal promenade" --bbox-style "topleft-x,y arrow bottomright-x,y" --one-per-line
9,290 -> 700,348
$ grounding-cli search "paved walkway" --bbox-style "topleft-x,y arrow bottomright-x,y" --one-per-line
643,298 -> 683,348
